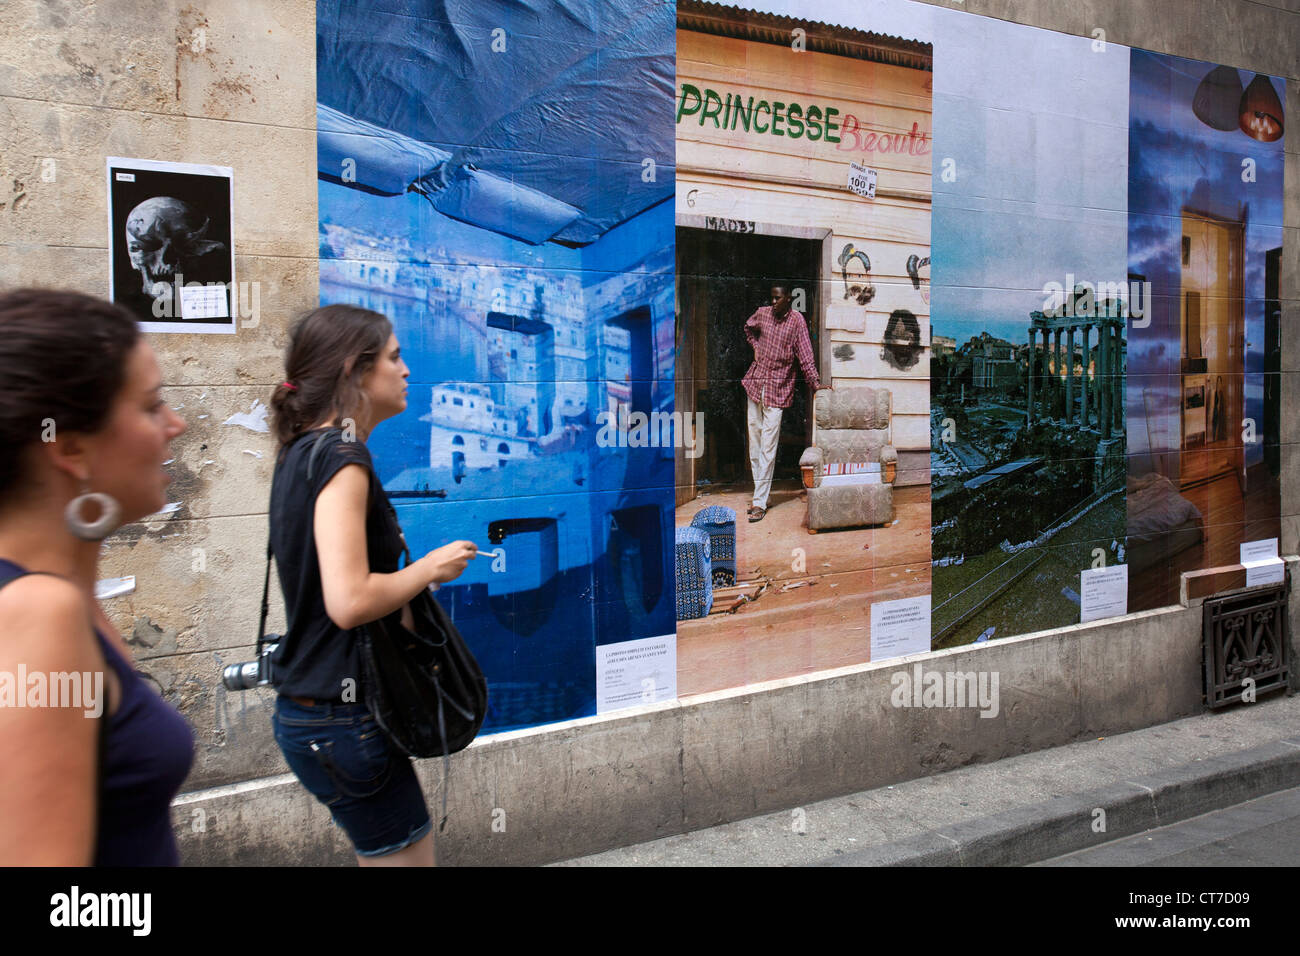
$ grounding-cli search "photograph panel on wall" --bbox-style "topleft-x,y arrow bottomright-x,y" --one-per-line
107,157 -> 236,334
1125,50 -> 1286,612
673,0 -> 934,692
316,0 -> 676,732
927,11 -> 1131,646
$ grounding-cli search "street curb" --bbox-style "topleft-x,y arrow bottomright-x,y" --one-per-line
817,737 -> 1300,866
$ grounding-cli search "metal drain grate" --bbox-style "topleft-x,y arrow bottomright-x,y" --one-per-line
1203,572 -> 1290,709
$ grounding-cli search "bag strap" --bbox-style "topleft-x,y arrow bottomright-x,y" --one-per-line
256,429 -> 334,650
256,539 -> 273,653
305,427 -> 334,483
434,679 -> 451,833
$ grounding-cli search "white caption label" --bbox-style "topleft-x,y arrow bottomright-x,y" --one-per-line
595,634 -> 676,714
180,283 -> 230,320
1080,565 -> 1128,623
870,595 -> 930,661
1241,538 -> 1284,587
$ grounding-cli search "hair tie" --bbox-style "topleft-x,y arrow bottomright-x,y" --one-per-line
282,381 -> 298,392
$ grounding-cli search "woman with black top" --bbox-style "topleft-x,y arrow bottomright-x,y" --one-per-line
0,289 -> 193,865
268,304 -> 476,866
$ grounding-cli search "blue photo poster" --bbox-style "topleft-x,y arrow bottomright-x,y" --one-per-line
316,0 -> 677,732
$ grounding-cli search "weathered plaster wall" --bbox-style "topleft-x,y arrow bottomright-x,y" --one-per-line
1,0 -> 1296,861
0,0 -> 316,787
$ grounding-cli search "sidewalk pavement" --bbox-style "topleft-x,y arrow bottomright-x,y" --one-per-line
556,691 -> 1300,866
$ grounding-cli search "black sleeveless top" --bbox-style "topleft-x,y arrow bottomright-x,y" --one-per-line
0,559 -> 195,866
268,428 -> 406,702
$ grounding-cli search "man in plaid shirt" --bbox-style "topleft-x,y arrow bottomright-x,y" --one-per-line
742,283 -> 829,521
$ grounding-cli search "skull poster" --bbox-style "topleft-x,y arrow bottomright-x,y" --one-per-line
107,157 -> 236,333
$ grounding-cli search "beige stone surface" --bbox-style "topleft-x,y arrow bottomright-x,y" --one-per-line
0,247 -> 317,383
99,511 -> 284,658
174,773 -> 353,867
131,645 -> 287,789
935,0 -> 1298,83
0,0 -> 315,126
1284,443 -> 1300,554
0,95 -> 317,256
147,384 -> 279,518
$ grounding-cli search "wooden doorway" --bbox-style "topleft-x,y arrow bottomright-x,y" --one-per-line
675,226 -> 823,507
1179,211 -> 1244,490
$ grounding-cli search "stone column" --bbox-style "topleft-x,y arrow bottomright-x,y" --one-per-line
1080,325 -> 1091,427
1065,326 -> 1075,424
1112,322 -> 1124,433
1026,329 -> 1036,423
1099,322 -> 1111,440
1052,328 -> 1063,420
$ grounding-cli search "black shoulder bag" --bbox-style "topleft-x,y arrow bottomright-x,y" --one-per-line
303,430 -> 489,828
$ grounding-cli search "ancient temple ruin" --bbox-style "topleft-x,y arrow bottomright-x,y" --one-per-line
1025,304 -> 1126,438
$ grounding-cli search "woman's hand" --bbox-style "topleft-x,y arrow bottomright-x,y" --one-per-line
422,541 -> 478,585
316,464 -> 471,630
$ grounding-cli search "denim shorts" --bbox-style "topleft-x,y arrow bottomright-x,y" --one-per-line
272,696 -> 431,857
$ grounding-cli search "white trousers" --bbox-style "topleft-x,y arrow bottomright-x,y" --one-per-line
747,393 -> 783,510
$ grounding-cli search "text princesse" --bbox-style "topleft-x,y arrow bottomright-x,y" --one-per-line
677,83 -> 842,141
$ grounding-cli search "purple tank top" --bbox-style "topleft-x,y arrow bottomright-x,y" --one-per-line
0,559 -> 195,866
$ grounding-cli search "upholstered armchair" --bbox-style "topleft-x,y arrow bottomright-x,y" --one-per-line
798,387 -> 897,532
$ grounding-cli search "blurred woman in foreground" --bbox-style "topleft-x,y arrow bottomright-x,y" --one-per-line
0,288 -> 193,865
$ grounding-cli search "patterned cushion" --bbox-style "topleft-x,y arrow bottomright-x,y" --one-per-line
807,482 -> 894,529
674,526 -> 713,620
814,387 -> 890,430
690,505 -> 736,586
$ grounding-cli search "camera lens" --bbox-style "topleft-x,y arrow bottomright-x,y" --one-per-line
221,660 -> 262,691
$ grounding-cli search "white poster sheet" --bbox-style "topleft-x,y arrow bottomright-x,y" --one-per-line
596,634 -> 676,714
107,157 -> 237,334
870,595 -> 931,661
1080,564 -> 1128,623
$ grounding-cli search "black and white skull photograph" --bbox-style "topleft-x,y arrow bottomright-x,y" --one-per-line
108,158 -> 235,333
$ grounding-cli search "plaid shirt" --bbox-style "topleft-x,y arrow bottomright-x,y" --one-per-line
742,306 -> 822,408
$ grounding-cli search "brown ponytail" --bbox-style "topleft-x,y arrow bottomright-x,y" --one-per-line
271,304 -> 393,447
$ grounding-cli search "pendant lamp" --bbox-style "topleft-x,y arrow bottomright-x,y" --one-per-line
1239,74 -> 1284,142
1192,65 -> 1243,131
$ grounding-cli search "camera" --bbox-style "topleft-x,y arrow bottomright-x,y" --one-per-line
221,638 -> 280,691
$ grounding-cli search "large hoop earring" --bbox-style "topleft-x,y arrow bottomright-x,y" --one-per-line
65,492 -> 122,541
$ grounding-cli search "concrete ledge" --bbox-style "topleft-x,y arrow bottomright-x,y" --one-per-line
173,774 -> 353,867
175,595 -> 1285,865
820,738 -> 1300,867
